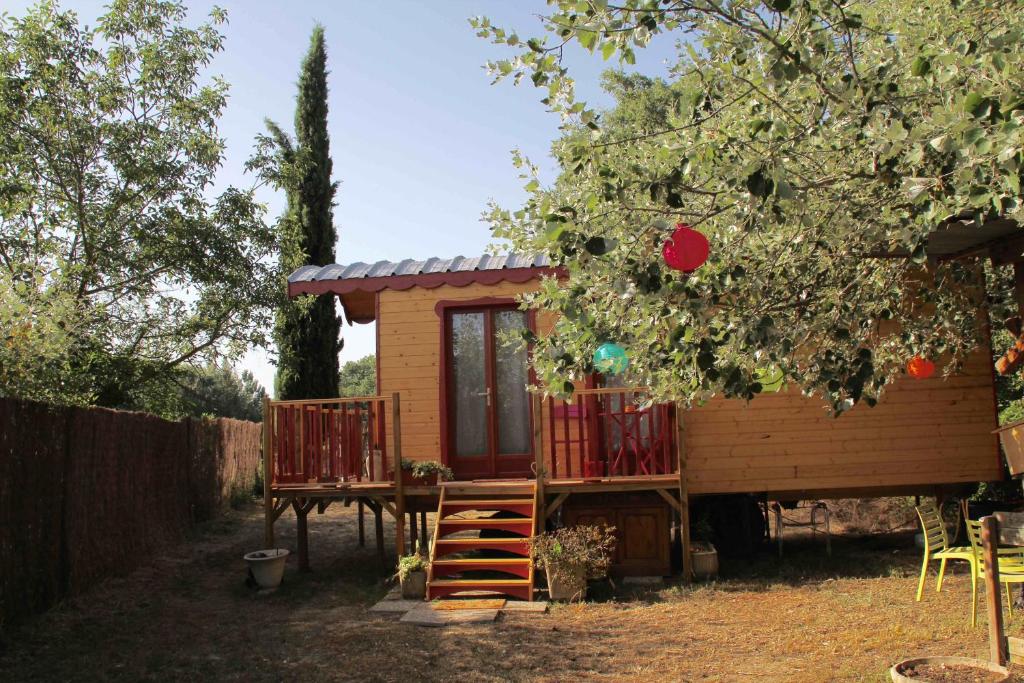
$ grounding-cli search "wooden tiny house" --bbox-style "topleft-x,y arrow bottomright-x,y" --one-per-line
266,243 -> 1010,594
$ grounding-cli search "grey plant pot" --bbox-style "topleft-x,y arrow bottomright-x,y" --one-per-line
401,570 -> 427,599
546,565 -> 587,601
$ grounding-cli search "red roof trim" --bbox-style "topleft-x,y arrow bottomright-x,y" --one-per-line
288,266 -> 562,298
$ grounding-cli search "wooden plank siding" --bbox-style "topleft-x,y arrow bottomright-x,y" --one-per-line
378,281 -> 543,462
683,347 -> 1001,495
376,279 -> 1002,495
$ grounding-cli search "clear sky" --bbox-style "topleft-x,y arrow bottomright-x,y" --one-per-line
8,0 -> 679,395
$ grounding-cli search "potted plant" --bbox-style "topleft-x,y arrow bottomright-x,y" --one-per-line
394,459 -> 453,486
529,524 -> 617,601
396,546 -> 428,599
690,515 -> 718,581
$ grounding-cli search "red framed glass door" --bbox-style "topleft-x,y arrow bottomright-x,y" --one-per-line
445,306 -> 532,479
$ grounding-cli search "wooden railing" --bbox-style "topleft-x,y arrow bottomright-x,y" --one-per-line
540,387 -> 677,480
265,395 -> 395,485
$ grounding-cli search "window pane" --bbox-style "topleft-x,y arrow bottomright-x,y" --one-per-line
494,310 -> 530,455
451,312 -> 487,457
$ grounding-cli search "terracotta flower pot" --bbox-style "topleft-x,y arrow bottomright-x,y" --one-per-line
995,418 -> 1024,476
400,570 -> 427,599
889,656 -> 1009,683
546,565 -> 587,601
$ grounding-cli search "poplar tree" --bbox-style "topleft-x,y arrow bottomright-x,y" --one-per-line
267,26 -> 341,400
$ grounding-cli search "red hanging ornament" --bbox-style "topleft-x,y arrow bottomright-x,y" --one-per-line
662,223 -> 710,272
907,356 -> 935,380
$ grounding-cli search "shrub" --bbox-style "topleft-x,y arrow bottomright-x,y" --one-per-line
529,524 -> 617,584
399,459 -> 454,481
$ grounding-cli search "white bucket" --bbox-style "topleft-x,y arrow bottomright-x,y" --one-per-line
244,548 -> 289,589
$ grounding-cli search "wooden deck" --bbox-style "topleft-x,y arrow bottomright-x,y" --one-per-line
261,389 -> 700,581
266,471 -> 687,578
270,473 -> 679,497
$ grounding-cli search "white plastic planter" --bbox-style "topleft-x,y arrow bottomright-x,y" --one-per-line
244,549 -> 289,589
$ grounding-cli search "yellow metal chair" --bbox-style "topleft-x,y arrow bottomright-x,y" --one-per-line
915,504 -> 973,601
964,519 -> 1024,627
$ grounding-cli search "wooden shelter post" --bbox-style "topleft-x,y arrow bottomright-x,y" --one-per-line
532,393 -> 545,534
982,515 -> 1009,665
292,498 -> 316,572
675,403 -> 693,584
357,500 -> 365,547
262,396 -> 274,547
392,392 -> 406,558
409,511 -> 418,553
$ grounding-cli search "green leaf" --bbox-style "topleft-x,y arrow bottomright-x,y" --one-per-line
746,169 -> 774,198
963,92 -> 987,117
774,179 -> 794,199
601,41 -> 616,61
963,127 -> 985,146
911,56 -> 931,77
584,236 -> 616,255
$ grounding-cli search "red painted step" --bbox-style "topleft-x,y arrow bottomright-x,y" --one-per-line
432,537 -> 531,559
428,579 -> 532,601
437,518 -> 534,538
428,483 -> 537,601
439,499 -> 534,517
431,558 -> 532,579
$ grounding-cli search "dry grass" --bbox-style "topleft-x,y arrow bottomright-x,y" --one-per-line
1,499 -> 1023,682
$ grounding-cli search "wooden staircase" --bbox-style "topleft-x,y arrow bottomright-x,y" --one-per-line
426,481 -> 537,602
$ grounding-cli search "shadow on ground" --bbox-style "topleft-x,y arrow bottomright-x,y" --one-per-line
0,501 -> 1018,682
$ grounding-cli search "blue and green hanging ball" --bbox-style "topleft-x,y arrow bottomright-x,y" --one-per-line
594,342 -> 629,375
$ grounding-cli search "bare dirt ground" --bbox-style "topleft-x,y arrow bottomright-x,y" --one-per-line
1,499 -> 1022,682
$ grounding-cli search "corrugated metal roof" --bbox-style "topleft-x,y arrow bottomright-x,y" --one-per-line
288,253 -> 550,284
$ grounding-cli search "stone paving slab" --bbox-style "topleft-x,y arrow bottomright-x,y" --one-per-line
400,605 -> 499,627
370,595 -> 548,618
502,601 -> 548,612
369,599 -> 424,613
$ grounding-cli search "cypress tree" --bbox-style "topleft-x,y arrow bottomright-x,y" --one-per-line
271,25 -> 341,400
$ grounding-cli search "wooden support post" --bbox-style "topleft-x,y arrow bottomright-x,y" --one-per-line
409,510 -> 418,553
419,510 -> 428,548
374,503 -> 385,564
532,393 -> 545,535
675,403 -> 693,584
982,515 -> 1008,666
545,492 -> 570,521
262,396 -> 274,548
293,498 -> 311,572
357,500 -> 366,547
392,392 -> 406,558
